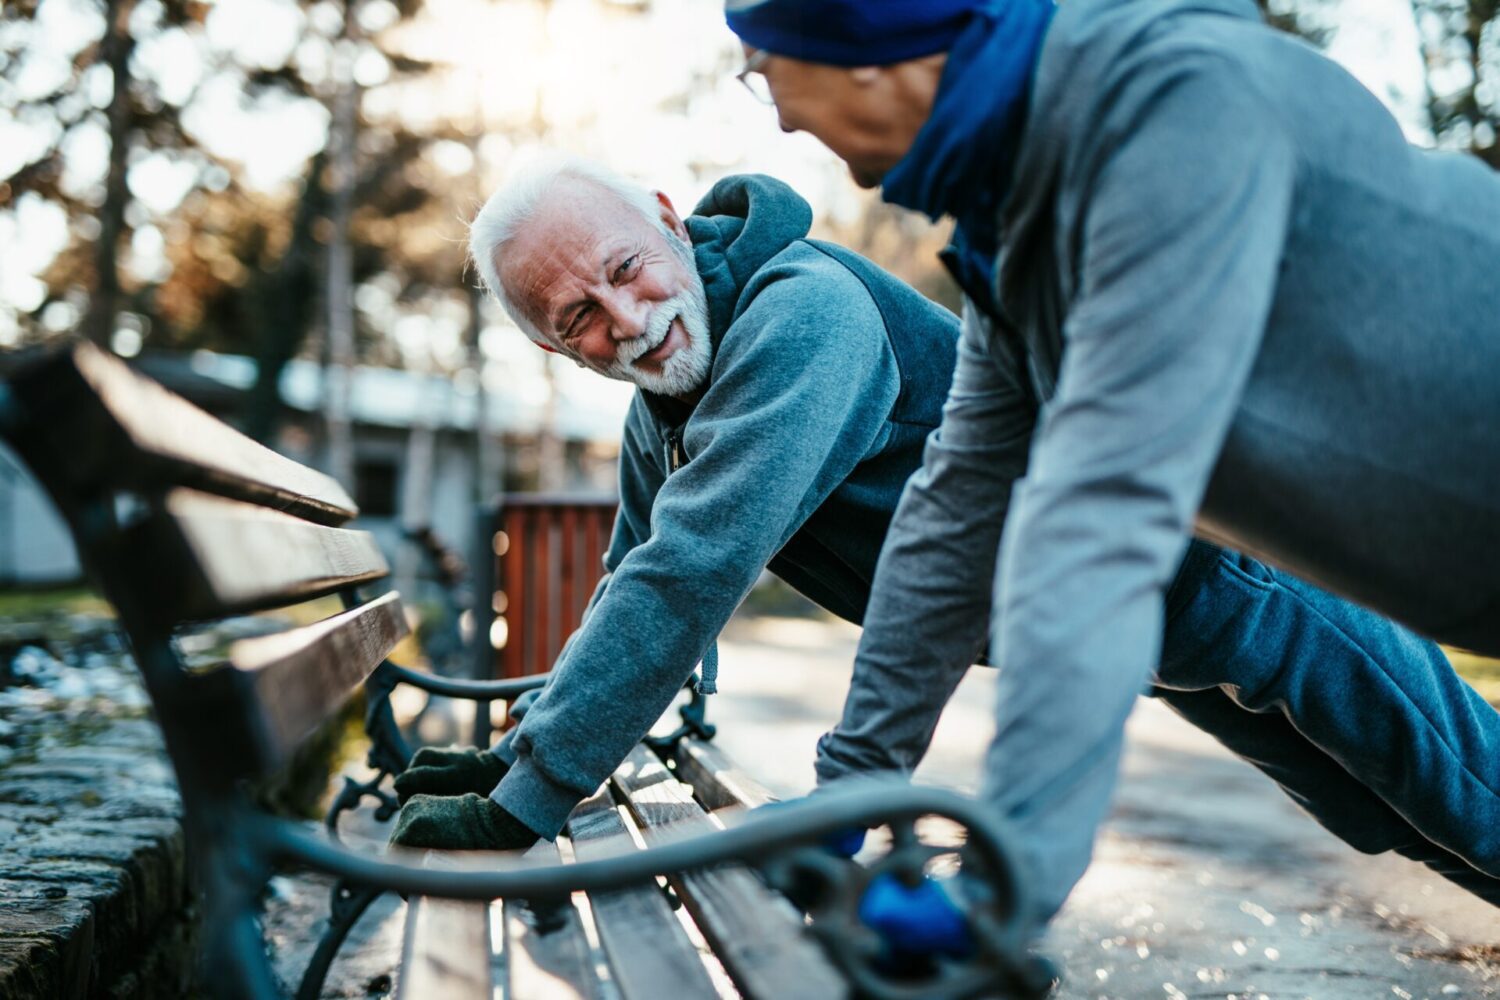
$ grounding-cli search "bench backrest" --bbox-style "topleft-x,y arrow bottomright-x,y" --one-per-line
0,342 -> 408,794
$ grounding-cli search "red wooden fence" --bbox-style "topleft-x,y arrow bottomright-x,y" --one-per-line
486,494 -> 618,680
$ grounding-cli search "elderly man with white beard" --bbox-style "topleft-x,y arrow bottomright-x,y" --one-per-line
386,159 -> 966,849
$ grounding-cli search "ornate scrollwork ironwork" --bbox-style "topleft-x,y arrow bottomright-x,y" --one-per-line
324,772 -> 399,838
760,818 -> 1058,1000
321,661 -> 410,838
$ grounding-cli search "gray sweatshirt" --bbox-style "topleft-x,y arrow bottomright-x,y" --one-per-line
490,175 -> 960,838
822,0 -> 1500,927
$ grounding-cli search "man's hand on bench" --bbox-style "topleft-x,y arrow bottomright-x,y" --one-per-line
860,873 -> 977,969
389,793 -> 539,851
756,800 -> 978,969
393,746 -> 510,805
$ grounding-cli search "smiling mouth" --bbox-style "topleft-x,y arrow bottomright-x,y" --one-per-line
636,319 -> 680,367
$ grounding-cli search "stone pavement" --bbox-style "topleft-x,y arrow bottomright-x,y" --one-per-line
709,614 -> 1500,1000
0,615 -> 195,1000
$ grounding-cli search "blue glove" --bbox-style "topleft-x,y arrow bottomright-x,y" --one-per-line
859,873 -> 976,963
755,799 -> 866,910
822,823 -> 867,859
757,798 -> 866,858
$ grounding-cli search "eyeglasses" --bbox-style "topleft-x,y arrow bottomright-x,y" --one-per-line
736,48 -> 774,106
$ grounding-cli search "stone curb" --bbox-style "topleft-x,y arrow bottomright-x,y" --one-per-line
1,624 -> 196,1000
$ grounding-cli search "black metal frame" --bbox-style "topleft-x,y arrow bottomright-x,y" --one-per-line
291,650 -> 1053,1000
299,663 -> 717,997
268,776 -> 1053,1000
298,639 -> 551,1000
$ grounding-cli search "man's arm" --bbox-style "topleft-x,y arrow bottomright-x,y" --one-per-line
493,261 -> 900,838
815,304 -> 1035,784
490,403 -> 666,758
984,60 -> 1296,926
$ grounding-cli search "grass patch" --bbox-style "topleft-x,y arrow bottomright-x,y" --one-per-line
0,586 -> 111,620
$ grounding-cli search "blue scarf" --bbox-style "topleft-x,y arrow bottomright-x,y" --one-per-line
882,0 -> 1054,303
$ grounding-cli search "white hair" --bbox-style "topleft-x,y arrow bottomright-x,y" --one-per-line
468,154 -> 666,343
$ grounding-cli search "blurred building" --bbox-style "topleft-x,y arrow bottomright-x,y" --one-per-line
0,348 -> 624,587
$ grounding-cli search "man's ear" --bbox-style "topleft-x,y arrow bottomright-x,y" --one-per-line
655,190 -> 689,241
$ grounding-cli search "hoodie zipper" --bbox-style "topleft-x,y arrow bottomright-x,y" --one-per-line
660,422 -> 715,693
663,427 -> 685,473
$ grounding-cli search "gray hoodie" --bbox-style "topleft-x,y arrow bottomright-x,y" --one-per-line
490,175 -> 961,837
968,0 -> 1498,922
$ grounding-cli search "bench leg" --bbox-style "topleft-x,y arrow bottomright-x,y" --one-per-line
295,881 -> 385,1000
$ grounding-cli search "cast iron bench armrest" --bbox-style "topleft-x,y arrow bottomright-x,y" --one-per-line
380,661 -> 551,701
276,783 -> 1016,900
287,780 -> 1056,1000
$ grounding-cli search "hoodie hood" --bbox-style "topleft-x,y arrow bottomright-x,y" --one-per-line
687,174 -> 814,346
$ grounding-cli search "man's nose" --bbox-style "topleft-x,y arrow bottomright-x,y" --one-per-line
601,293 -> 650,341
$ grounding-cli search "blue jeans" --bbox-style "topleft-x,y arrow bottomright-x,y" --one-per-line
1153,541 -> 1500,905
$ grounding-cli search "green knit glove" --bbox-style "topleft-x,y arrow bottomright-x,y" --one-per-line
393,746 -> 510,806
389,793 -> 539,851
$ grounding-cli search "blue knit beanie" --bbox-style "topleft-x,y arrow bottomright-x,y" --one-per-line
724,0 -> 988,67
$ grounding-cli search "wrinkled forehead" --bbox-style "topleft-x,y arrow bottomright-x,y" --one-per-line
499,179 -> 655,322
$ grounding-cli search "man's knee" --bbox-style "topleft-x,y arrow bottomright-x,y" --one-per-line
1157,545 -> 1277,693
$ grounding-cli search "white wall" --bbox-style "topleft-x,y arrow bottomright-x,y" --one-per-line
0,443 -> 81,585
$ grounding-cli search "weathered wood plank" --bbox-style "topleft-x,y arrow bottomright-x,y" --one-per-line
669,737 -> 778,812
399,878 -> 491,1000
229,591 -> 408,764
123,489 -> 387,623
566,789 -> 718,1000
6,342 -> 357,525
613,746 -> 849,1000
502,839 -> 602,1000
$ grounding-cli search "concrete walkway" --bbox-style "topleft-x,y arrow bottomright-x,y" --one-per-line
711,614 -> 1500,1000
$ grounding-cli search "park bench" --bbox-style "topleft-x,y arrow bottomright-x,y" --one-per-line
0,341 -> 1051,1000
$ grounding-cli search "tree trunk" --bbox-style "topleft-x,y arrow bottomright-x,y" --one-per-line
83,0 -> 137,349
244,152 -> 328,444
323,0 -> 360,491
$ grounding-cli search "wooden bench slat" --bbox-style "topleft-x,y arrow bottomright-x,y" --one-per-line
398,874 -> 492,1000
228,591 -> 408,766
566,789 -> 719,1000
8,342 -> 358,526
613,746 -> 850,1000
502,840 -> 603,1000
123,489 -> 388,623
670,738 -> 778,812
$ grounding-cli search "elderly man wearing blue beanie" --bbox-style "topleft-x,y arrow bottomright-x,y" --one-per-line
725,0 -> 1500,950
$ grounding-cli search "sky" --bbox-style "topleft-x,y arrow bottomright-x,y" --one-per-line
1326,0 -> 1429,139
0,0 -> 1439,433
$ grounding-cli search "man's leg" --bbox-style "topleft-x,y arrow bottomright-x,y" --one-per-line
1150,684 -> 1500,905
1158,542 -> 1500,895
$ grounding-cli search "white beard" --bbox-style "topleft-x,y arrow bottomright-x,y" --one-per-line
593,262 -> 713,397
